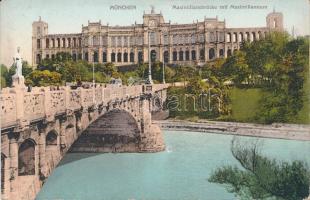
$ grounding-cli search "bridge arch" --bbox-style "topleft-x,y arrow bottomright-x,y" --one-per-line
46,130 -> 58,146
71,109 -> 141,152
18,138 -> 36,176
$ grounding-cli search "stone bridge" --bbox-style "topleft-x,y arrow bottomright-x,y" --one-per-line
0,84 -> 168,200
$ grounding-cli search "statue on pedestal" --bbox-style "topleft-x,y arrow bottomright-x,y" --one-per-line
12,47 -> 25,87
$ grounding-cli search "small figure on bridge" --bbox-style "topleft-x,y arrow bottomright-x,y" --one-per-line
12,47 -> 25,87
13,47 -> 23,77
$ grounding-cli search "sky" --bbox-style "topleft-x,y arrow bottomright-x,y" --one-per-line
0,0 -> 309,66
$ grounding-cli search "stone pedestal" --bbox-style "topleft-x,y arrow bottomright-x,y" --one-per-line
12,75 -> 25,88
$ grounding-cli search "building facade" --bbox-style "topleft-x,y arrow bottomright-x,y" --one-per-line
32,9 -> 283,66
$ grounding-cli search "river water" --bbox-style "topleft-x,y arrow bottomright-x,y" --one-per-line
36,131 -> 310,200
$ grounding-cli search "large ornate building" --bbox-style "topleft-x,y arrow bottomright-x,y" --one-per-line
32,9 -> 283,66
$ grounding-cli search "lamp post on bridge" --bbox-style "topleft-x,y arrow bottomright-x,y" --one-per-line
162,33 -> 166,84
147,30 -> 153,84
92,50 -> 95,105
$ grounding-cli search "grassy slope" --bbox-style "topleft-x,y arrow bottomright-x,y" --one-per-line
228,88 -> 263,122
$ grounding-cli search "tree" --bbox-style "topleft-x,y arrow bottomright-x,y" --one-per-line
1,64 -> 8,88
209,138 -> 310,200
222,51 -> 250,86
27,70 -> 62,86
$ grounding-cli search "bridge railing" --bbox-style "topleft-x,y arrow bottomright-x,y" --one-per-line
68,89 -> 82,110
24,88 -> 45,122
0,88 -> 17,127
0,84 -> 168,129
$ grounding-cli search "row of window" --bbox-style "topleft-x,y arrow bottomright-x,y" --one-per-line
37,48 -> 235,64
39,31 -> 268,50
37,38 -> 83,49
37,31 -> 267,49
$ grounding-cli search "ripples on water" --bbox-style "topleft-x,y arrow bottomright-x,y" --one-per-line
37,131 -> 310,200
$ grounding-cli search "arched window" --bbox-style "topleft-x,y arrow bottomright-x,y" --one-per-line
111,53 -> 116,62
209,48 -> 215,60
179,51 -> 184,61
239,33 -> 244,42
246,32 -> 250,41
117,52 -> 122,62
138,51 -> 143,63
73,38 -> 76,47
46,38 -> 49,48
102,52 -> 107,63
62,38 -> 66,48
151,50 -> 156,62
78,38 -> 82,47
123,52 -> 128,62
130,52 -> 134,62
191,50 -> 196,60
72,53 -> 77,61
93,51 -> 98,63
18,139 -> 36,176
227,49 -> 232,57
252,32 -> 256,41
164,51 -> 169,63
219,49 -> 224,57
199,49 -> 205,60
57,38 -> 60,47
52,39 -> 55,48
84,52 -> 89,61
173,51 -> 177,61
185,51 -> 190,61
46,131 -> 57,146
37,39 -> 41,49
36,54 -> 41,64
68,38 -> 71,47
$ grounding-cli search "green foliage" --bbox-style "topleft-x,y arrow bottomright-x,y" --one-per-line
222,51 -> 250,85
228,88 -> 265,122
0,64 -> 8,88
27,70 -> 62,86
253,34 -> 309,124
209,139 -> 310,200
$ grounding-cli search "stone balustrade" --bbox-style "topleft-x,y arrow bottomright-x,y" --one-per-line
0,84 -> 167,129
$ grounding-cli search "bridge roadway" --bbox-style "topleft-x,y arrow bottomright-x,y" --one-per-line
0,83 -> 168,200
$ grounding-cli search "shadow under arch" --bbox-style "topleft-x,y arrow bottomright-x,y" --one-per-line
18,138 -> 36,176
46,129 -> 58,146
67,108 -> 141,155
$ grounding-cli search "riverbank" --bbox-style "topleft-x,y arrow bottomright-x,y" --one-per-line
155,120 -> 310,141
